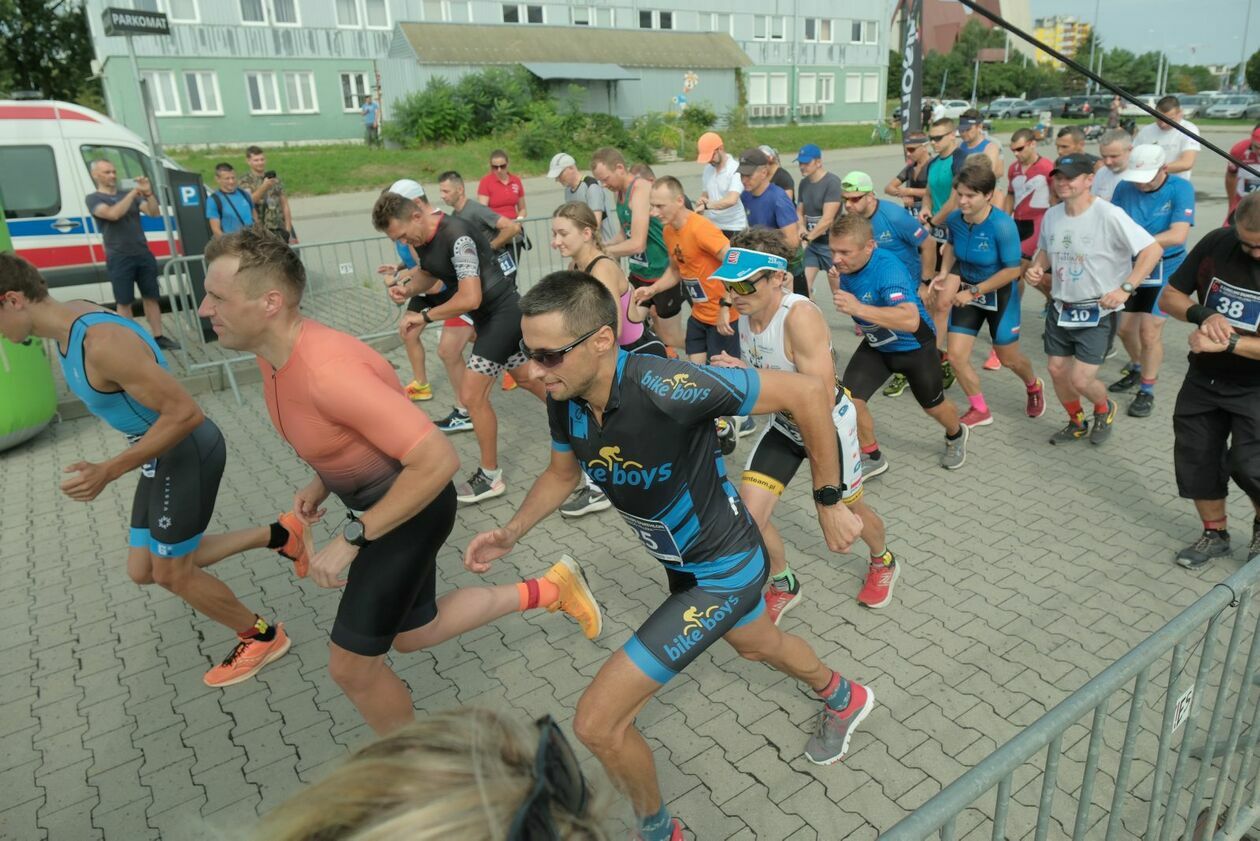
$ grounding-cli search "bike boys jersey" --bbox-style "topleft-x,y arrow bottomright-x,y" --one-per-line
547,352 -> 761,573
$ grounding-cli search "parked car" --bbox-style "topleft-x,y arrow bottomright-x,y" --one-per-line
935,99 -> 973,120
1017,97 -> 1067,118
982,98 -> 1029,119
1120,95 -> 1160,117
1176,94 -> 1206,118
1207,95 -> 1260,119
1062,96 -> 1101,118
1246,101 -> 1260,120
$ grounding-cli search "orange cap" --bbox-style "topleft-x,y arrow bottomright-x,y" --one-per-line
696,132 -> 724,163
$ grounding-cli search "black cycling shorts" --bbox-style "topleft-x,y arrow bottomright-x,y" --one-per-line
1173,372 -> 1260,503
948,282 -> 1023,346
332,482 -> 458,657
630,275 -> 684,320
622,547 -> 768,684
129,418 -> 225,559
743,395 -> 864,505
844,338 -> 945,409
684,316 -> 740,359
467,286 -> 529,375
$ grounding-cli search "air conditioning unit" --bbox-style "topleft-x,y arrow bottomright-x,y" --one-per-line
773,105 -> 788,117
800,104 -> 819,116
749,105 -> 766,117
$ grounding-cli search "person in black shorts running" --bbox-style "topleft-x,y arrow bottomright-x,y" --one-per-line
466,271 -> 875,841
373,189 -> 545,505
198,230 -> 601,734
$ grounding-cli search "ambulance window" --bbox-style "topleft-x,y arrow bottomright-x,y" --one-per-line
0,146 -> 60,219
81,145 -> 154,183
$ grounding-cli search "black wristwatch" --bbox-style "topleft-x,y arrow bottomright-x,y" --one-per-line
420,308 -> 433,324
1227,334 -> 1241,354
813,485 -> 844,506
343,515 -> 371,548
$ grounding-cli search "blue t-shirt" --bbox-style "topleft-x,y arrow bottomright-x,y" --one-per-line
945,205 -> 1023,284
362,101 -> 379,126
869,199 -> 929,281
1111,176 -> 1195,279
740,184 -> 798,230
840,247 -> 933,353
395,241 -> 417,269
206,189 -> 254,234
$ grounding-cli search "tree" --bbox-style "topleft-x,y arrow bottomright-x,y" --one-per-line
887,49 -> 902,99
1247,48 -> 1260,93
0,0 -> 100,103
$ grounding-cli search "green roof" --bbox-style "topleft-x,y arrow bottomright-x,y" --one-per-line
396,22 -> 752,69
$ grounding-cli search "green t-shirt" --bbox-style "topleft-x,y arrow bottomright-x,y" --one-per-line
615,177 -> 669,280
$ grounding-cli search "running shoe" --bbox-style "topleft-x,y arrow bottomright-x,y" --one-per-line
456,467 -> 506,503
1104,345 -> 1119,361
764,577 -> 803,625
804,680 -> 875,765
1049,414 -> 1089,445
716,418 -> 737,455
502,372 -> 518,391
154,335 -> 182,351
1025,378 -> 1046,418
940,359 -> 956,389
1128,392 -> 1154,418
276,511 -> 312,578
882,374 -> 909,398
861,451 -> 889,479
857,556 -> 899,609
982,349 -> 1002,371
636,818 -> 685,841
436,407 -> 473,433
405,380 -> 433,402
542,555 -> 603,639
959,407 -> 993,428
735,416 -> 757,438
203,624 -> 291,688
1090,399 -> 1117,446
1176,530 -> 1231,569
1108,365 -> 1142,393
940,424 -> 969,470
560,485 -> 611,518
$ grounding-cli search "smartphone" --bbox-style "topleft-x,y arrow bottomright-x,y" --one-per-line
119,177 -> 138,191
264,170 -> 277,180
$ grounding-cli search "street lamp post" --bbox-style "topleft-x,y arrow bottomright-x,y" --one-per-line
1086,0 -> 1102,94
1240,0 -> 1255,91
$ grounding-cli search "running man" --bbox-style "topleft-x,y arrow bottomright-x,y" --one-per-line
592,147 -> 684,351
372,189 -> 546,504
1006,128 -> 1053,267
1160,191 -> 1260,568
467,271 -> 875,840
693,132 -> 748,239
0,253 -> 299,687
957,109 -> 1003,182
829,213 -> 970,473
1133,95 -> 1200,181
931,165 -> 1046,428
709,229 -> 897,621
1092,129 -> 1133,203
885,132 -> 932,216
796,144 -> 844,295
1025,155 -> 1161,445
921,117 -> 969,386
1225,126 -> 1260,224
198,230 -> 600,734
738,147 -> 808,295
1107,145 -> 1195,418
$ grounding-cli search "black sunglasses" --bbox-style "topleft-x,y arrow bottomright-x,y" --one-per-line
1009,144 -> 1028,153
519,324 -> 608,367
492,163 -> 509,170
929,133 -> 950,142
506,716 -> 589,840
724,271 -> 772,296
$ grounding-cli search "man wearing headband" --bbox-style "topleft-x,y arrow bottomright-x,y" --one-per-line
709,231 -> 898,621
957,109 -> 1003,184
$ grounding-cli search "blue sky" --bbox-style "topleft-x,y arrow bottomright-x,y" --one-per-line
1027,0 -> 1260,66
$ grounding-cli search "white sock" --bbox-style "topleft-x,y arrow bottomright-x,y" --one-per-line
482,466 -> 503,481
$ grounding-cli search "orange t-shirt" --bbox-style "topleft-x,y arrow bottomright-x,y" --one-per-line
663,212 -> 737,326
259,319 -> 436,510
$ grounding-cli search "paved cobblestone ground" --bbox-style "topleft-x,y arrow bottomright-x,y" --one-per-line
5,284 -> 1256,841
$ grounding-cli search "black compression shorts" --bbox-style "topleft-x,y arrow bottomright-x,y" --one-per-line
844,339 -> 945,409
685,316 -> 740,359
1173,372 -> 1260,503
467,287 -> 529,374
622,327 -> 669,357
129,418 -> 225,559
948,282 -> 1023,346
332,482 -> 458,657
743,395 -> 864,505
630,275 -> 685,319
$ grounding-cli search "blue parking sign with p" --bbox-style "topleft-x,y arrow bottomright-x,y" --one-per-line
179,185 -> 199,207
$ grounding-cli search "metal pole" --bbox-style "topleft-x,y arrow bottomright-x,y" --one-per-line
1240,0 -> 1254,91
1086,0 -> 1101,94
971,58 -> 979,107
124,35 -> 179,285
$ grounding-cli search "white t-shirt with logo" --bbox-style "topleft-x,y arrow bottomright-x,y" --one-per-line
1134,119 -> 1201,181
701,155 -> 748,232
1091,166 -> 1120,202
1037,198 -> 1156,306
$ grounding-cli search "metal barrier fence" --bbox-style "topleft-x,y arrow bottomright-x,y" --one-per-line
881,556 -> 1260,841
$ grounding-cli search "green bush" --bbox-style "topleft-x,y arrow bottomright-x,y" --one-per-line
385,77 -> 474,146
679,102 -> 717,135
455,66 -> 539,134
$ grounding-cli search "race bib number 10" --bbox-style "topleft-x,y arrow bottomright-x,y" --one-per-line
1205,277 -> 1260,332
1057,301 -> 1101,329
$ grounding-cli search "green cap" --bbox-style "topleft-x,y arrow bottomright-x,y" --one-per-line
840,171 -> 875,194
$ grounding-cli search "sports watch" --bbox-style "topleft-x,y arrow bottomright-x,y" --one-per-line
343,515 -> 371,548
812,485 -> 844,506
1120,282 -> 1135,294
420,308 -> 434,324
1227,334 -> 1241,354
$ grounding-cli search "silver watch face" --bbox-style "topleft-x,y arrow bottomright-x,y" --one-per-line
344,520 -> 365,543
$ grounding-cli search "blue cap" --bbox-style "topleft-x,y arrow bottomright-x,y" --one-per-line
794,143 -> 822,164
710,247 -> 789,283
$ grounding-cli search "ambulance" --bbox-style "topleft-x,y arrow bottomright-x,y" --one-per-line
0,99 -> 184,304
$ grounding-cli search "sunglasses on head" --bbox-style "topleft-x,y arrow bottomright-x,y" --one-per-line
519,323 -> 608,367
506,716 -> 589,841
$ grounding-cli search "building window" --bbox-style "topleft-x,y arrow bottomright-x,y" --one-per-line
340,71 -> 371,111
183,71 -> 222,115
284,71 -> 318,113
769,73 -> 787,104
850,19 -> 877,45
240,0 -> 299,26
659,10 -> 671,29
422,0 -> 468,21
638,10 -> 651,28
753,15 -> 784,40
709,12 -> 730,34
335,0 -> 359,25
804,18 -> 831,42
637,9 -> 671,29
140,70 -> 181,115
747,72 -> 767,105
336,0 -> 389,28
798,73 -> 816,105
861,73 -> 880,102
133,0 -> 199,22
818,73 -> 834,104
572,5 -> 589,25
245,71 -> 281,115
502,3 -> 542,23
844,73 -> 880,103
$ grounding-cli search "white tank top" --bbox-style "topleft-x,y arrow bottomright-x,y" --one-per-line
739,293 -> 837,434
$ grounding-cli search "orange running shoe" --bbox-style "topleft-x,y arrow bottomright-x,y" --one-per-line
502,372 -> 518,391
203,624 -> 291,687
276,512 -> 313,578
542,555 -> 603,639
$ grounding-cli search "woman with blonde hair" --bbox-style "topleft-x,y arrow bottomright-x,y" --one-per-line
256,707 -> 610,841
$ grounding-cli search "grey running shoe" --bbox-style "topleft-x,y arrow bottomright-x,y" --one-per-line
861,451 -> 889,479
940,359 -> 956,389
882,374 -> 909,398
1108,366 -> 1142,393
560,485 -> 610,518
940,424 -> 969,470
1090,399 -> 1117,446
436,407 -> 473,433
455,468 -> 505,503
1049,416 -> 1089,445
154,334 -> 182,351
735,416 -> 758,438
1177,531 -> 1231,569
804,680 -> 875,765
1128,391 -> 1154,418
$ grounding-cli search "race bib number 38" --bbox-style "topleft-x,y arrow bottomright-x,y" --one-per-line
1205,277 -> 1260,332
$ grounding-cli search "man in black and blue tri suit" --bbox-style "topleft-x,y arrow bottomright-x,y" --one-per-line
465,270 -> 876,841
